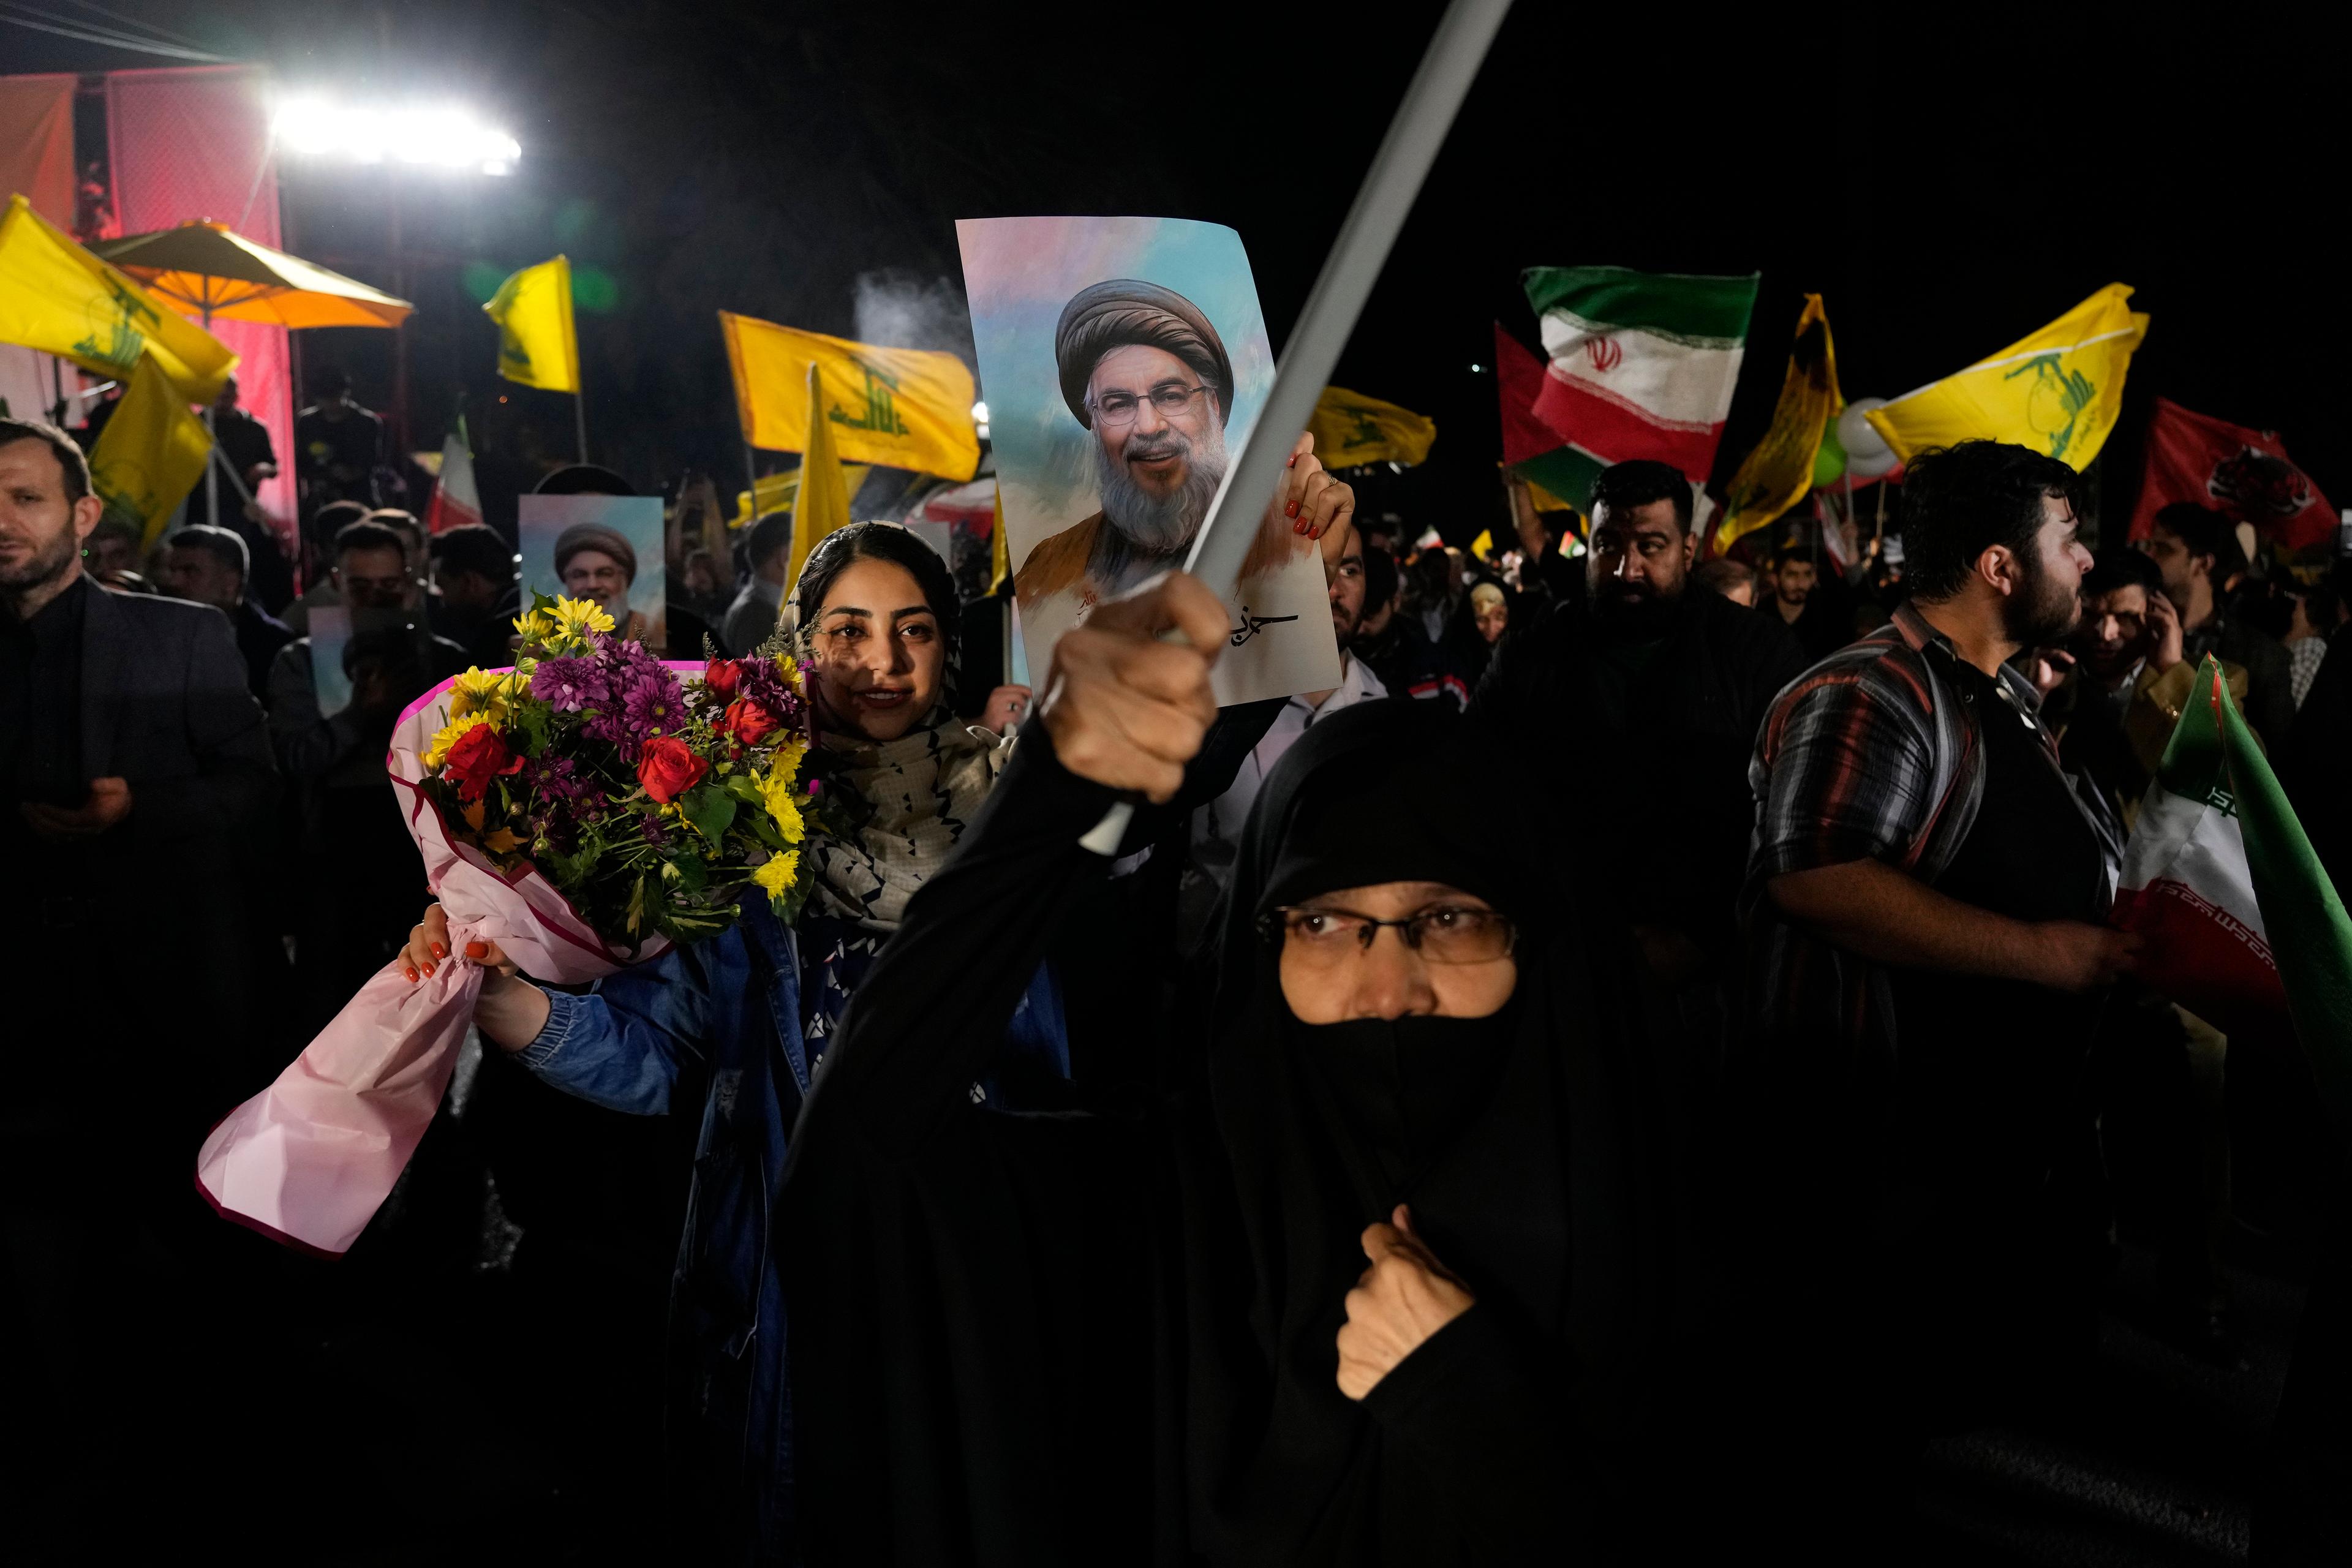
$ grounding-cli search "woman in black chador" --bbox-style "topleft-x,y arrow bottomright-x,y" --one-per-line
780,573 -> 1667,1566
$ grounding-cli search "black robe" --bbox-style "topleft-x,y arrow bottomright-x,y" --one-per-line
779,701 -> 1668,1565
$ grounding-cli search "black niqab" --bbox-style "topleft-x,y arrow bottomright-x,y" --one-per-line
783,700 -> 1665,1566
1185,699 -> 1664,1564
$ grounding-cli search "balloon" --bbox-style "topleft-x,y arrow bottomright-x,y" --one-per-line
1811,419 -> 1847,489
1839,398 -> 1900,480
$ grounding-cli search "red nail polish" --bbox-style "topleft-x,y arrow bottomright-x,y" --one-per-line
405,968 -> 418,982
422,963 -> 434,978
1286,501 -> 1299,518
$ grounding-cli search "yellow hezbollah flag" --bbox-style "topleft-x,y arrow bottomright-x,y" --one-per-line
1308,385 -> 1437,469
718,311 -> 978,480
0,194 -> 235,402
1866,284 -> 2148,470
1718,294 -> 1841,551
483,255 -> 580,394
734,464 -> 870,528
785,363 -> 853,598
90,352 -> 214,545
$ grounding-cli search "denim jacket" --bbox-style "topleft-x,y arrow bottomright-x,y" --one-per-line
514,898 -> 1067,1560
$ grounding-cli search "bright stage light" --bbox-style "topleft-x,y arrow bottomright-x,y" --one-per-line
274,100 -> 522,175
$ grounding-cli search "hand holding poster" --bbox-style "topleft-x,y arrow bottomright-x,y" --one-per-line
957,216 -> 1339,706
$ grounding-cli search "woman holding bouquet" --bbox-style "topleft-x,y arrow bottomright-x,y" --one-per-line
402,456 -> 1359,1561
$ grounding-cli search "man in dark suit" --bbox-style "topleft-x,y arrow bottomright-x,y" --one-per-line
1,416 -> 277,1509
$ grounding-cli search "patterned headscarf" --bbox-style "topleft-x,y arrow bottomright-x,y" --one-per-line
778,522 -> 1008,932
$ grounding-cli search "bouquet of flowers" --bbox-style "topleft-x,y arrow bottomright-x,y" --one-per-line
422,593 -> 821,940
196,596 -> 823,1256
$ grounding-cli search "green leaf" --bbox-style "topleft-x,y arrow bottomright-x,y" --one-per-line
680,782 -> 737,843
725,772 -> 766,807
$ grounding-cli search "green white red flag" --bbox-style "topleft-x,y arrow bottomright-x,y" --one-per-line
1515,265 -> 1758,499
426,431 -> 482,535
2116,657 -> 2352,1133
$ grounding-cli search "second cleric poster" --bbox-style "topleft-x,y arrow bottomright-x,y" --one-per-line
956,216 -> 1340,706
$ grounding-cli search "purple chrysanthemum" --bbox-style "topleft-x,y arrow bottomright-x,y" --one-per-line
530,655 -> 608,712
639,814 -> 670,850
619,668 -> 688,740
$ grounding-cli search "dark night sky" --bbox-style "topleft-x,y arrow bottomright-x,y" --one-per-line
11,1 -> 2346,543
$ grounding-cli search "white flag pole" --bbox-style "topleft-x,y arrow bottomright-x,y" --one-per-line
1077,0 -> 1515,856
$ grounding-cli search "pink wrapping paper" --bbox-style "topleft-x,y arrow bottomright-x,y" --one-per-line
195,672 -> 672,1256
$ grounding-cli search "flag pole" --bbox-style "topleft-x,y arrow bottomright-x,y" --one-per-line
1179,0 -> 1514,602
573,387 -> 589,466
1078,0 -> 1515,856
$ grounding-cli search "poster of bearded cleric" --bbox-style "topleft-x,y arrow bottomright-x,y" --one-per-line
957,216 -> 1340,706
517,492 -> 668,650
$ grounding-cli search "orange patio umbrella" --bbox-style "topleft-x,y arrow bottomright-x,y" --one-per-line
92,219 -> 412,330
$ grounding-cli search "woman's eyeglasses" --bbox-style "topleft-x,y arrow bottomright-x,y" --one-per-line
1257,905 -> 1517,967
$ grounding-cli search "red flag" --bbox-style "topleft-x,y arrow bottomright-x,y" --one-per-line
2127,396 -> 2334,552
425,433 -> 483,535
1494,323 -> 1572,466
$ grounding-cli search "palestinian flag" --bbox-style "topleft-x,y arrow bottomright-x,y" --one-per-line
424,431 -> 482,535
2116,658 -> 2352,1133
1518,265 -> 1758,499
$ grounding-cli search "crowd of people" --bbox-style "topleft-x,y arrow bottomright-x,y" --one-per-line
4,366 -> 2350,1562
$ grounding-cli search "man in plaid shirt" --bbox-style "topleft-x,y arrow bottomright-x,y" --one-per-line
1719,441 -> 2134,1547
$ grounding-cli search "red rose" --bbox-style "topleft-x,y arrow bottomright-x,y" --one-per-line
703,658 -> 742,700
722,697 -> 782,745
637,734 -> 710,804
445,723 -> 522,802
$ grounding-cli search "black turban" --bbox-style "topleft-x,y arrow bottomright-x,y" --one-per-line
552,521 -> 638,584
1054,279 -> 1232,430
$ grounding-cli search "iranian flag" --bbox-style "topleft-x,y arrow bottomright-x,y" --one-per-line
1517,265 -> 1758,500
2116,658 -> 2352,1132
425,431 -> 483,535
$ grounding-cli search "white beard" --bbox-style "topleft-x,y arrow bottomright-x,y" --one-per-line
1091,420 -> 1228,559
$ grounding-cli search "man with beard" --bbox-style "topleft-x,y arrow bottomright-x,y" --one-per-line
2139,503 -> 2295,748
2045,546 -> 2252,827
1476,458 -> 1806,988
1728,441 -> 2133,1553
1350,543 -> 1468,708
1017,280 -> 1297,617
1761,541 -> 1850,660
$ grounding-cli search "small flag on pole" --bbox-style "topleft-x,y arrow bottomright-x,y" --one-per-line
89,352 -> 213,545
1307,385 -> 1437,469
718,312 -> 979,480
483,255 -> 581,394
426,430 -> 483,535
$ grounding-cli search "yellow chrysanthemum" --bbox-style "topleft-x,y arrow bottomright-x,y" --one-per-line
761,771 -> 805,844
774,655 -> 804,693
424,712 -> 491,769
753,850 -> 800,900
768,734 -> 807,784
448,668 -> 511,723
511,607 -> 557,643
551,595 -> 617,638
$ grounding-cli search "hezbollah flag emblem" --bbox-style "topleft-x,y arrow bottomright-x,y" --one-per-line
1866,284 -> 2148,469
